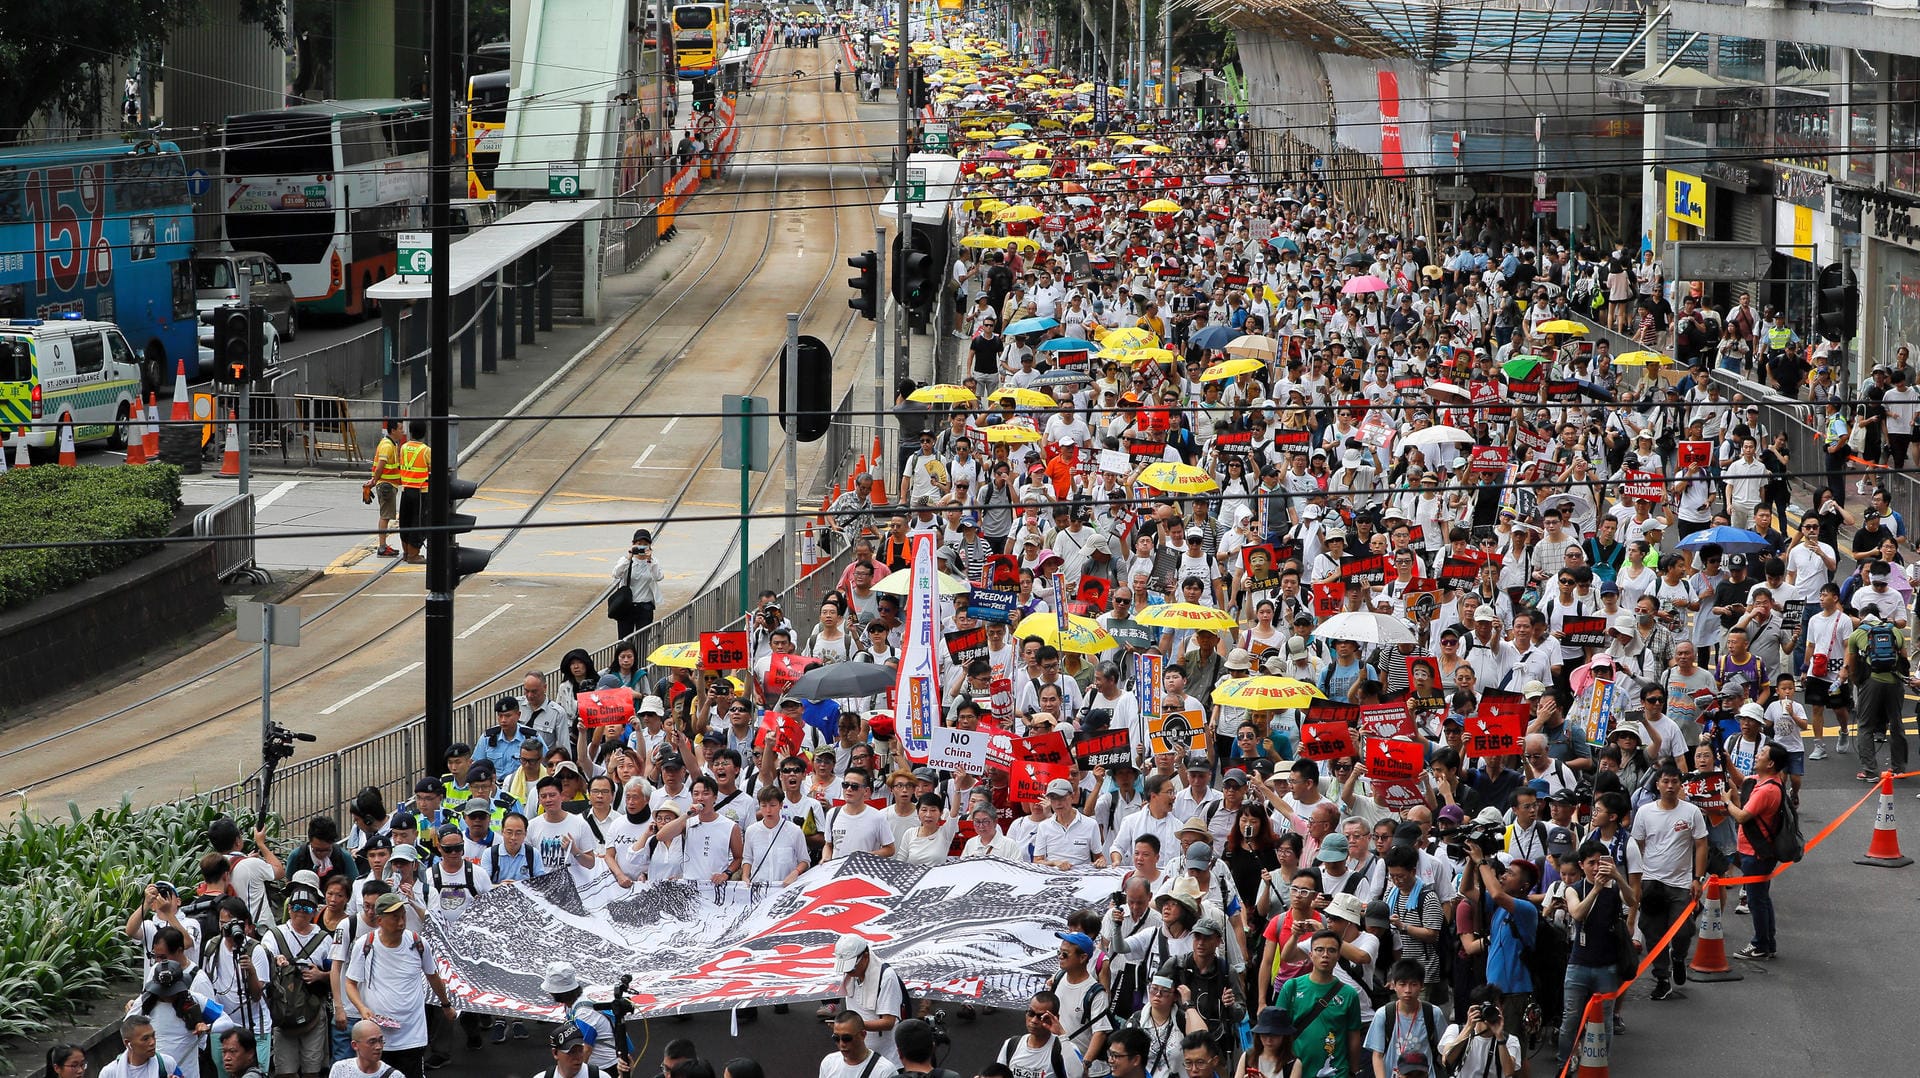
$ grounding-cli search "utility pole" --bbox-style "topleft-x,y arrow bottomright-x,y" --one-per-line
1162,0 -> 1174,117
895,0 -> 910,381
874,225 -> 888,441
1135,0 -> 1146,111
425,0 -> 455,768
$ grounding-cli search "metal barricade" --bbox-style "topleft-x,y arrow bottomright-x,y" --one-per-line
193,493 -> 257,581
292,324 -> 391,399
213,367 -> 304,460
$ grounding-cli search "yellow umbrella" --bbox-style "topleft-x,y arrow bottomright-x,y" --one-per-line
1110,135 -> 1138,146
1094,346 -> 1134,362
1139,461 -> 1220,494
1014,164 -> 1052,180
1107,86 -> 1126,98
1129,347 -> 1180,364
908,383 -> 978,404
979,422 -> 1044,444
995,204 -> 1044,222
1101,326 -> 1157,349
874,567 -> 973,596
1037,117 -> 1066,129
1210,676 -> 1325,710
1141,143 -> 1174,154
1007,142 -> 1045,158
996,127 -> 1027,138
646,641 -> 700,668
1003,235 -> 1041,253
1136,602 -> 1239,632
1612,350 -> 1673,367
1022,74 -> 1050,85
976,198 -> 1010,213
1200,357 -> 1265,382
935,92 -> 960,104
1013,611 -> 1119,655
975,166 -> 1002,178
960,233 -> 1006,249
1071,113 -> 1094,124
1088,162 -> 1119,173
1140,198 -> 1183,213
987,386 -> 1056,408
965,129 -> 996,140
1223,334 -> 1279,359
1536,319 -> 1590,335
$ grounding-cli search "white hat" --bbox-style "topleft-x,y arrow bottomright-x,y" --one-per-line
1521,680 -> 1546,700
1045,778 -> 1075,798
1473,606 -> 1498,623
1325,892 -> 1368,925
1610,613 -> 1637,636
1301,504 -> 1324,520
1738,701 -> 1768,723
1341,448 -> 1363,469
541,961 -> 582,995
1475,807 -> 1507,827
638,695 -> 666,716
831,935 -> 872,977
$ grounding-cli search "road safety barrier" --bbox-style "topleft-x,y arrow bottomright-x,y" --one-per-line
295,394 -> 365,464
193,492 -> 257,582
1557,767 -> 1919,1078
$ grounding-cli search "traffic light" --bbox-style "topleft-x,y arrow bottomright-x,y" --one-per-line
1817,262 -> 1859,341
847,250 -> 879,320
891,229 -> 937,308
212,304 -> 265,387
780,334 -> 834,443
906,66 -> 930,109
445,476 -> 493,587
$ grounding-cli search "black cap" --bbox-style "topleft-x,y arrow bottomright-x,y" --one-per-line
414,777 -> 441,794
660,752 -> 685,769
465,762 -> 496,784
495,697 -> 519,714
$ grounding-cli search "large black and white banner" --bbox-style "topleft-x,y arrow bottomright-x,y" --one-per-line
427,853 -> 1121,1020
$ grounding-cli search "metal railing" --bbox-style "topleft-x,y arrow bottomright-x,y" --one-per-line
292,321 -> 393,400
193,493 -> 258,582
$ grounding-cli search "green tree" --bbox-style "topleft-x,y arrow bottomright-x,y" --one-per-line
0,0 -> 287,145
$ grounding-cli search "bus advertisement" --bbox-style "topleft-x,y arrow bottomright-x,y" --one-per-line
221,100 -> 430,318
0,140 -> 198,391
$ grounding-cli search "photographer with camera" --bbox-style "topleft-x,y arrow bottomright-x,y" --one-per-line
261,877 -> 332,1078
1460,838 -> 1539,1074
1550,840 -> 1637,1075
1438,986 -> 1522,1078
202,899 -> 272,1078
609,528 -> 665,640
129,880 -> 202,981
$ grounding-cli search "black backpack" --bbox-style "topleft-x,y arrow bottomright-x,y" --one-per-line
267,927 -> 330,1030
997,1036 -> 1067,1078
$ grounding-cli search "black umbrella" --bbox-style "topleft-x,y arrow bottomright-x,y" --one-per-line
1341,251 -> 1371,268
786,660 -> 895,700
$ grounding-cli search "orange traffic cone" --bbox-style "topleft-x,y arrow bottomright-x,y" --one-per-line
125,405 -> 146,465
218,410 -> 242,477
143,393 -> 161,461
169,358 -> 191,421
800,522 -> 820,575
869,470 -> 888,506
818,492 -> 832,526
56,410 -> 77,466
870,433 -> 883,468
851,453 -> 867,489
1686,878 -> 1743,981
1573,997 -> 1611,1077
11,428 -> 30,470
1856,770 -> 1914,867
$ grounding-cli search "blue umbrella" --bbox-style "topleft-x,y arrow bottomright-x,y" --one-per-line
1004,316 -> 1060,336
1039,336 -> 1097,352
1675,526 -> 1771,554
1268,236 -> 1300,253
993,138 -> 1023,149
1190,325 -> 1239,351
1030,367 -> 1089,388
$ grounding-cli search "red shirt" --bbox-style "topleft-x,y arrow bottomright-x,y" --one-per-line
1736,778 -> 1785,858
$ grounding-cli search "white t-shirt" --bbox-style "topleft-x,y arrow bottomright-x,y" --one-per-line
200,938 -> 273,1035
827,806 -> 895,857
426,858 -> 494,922
1032,812 -> 1103,868
102,1055 -> 186,1078
1630,800 -> 1709,887
896,819 -> 959,864
327,1060 -> 397,1078
137,916 -> 202,982
744,817 -> 810,884
1001,1034 -> 1082,1078
681,815 -> 741,881
1766,698 -> 1808,753
343,930 -> 439,1052
525,812 -> 595,876
845,966 -> 907,1061
1051,974 -> 1115,1077
1437,1027 -> 1523,1078
818,1054 -> 899,1078
229,854 -> 281,930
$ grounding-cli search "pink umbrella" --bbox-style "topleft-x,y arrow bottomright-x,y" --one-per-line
1341,274 -> 1389,295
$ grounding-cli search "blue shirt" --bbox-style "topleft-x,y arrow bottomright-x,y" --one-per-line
476,724 -> 529,782
1486,895 -> 1538,993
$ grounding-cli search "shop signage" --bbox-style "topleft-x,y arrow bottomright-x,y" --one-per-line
1771,165 -> 1827,211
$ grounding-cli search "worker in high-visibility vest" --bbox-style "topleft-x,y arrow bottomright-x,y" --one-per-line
397,419 -> 431,564
364,417 -> 405,557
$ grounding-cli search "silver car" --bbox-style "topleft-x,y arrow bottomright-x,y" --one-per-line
195,252 -> 298,341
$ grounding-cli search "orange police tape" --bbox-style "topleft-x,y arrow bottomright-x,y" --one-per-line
1556,766 -> 1920,1078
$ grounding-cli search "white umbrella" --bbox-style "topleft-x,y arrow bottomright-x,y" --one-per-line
874,567 -> 973,596
1424,381 -> 1470,400
1312,611 -> 1419,646
1399,425 -> 1474,448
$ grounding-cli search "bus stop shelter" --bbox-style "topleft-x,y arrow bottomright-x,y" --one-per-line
366,199 -> 599,413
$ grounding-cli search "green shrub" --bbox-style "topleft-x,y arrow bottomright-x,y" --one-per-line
0,464 -> 181,610
0,798 -> 274,1060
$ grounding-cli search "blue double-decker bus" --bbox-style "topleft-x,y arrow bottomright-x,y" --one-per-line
0,139 -> 198,392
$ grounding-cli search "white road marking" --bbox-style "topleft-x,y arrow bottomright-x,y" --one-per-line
320,662 -> 422,715
457,602 -> 514,640
631,444 -> 657,468
255,481 -> 299,510
661,416 -> 680,434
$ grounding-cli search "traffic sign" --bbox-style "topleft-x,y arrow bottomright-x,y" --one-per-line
1435,185 -> 1473,202
905,166 -> 926,203
922,123 -> 950,152
1534,170 -> 1548,198
549,162 -> 581,198
398,232 -> 432,279
186,169 -> 210,198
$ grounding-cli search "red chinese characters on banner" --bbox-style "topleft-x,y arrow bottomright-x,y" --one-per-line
1466,690 -> 1528,757
1367,737 -> 1427,811
1010,731 -> 1073,801
1313,581 -> 1346,616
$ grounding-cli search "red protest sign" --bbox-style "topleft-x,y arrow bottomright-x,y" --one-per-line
765,653 -> 818,696
700,631 -> 749,670
1011,732 -> 1073,801
1468,446 -> 1511,473
757,709 -> 805,756
1358,700 -> 1415,741
576,689 -> 636,728
1312,581 -> 1346,617
1466,690 -> 1528,757
1299,720 -> 1357,760
983,553 -> 1020,588
1620,470 -> 1665,502
1367,736 -> 1424,785
1676,440 -> 1713,469
989,676 -> 1015,726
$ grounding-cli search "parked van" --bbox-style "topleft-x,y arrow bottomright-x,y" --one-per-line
0,317 -> 145,453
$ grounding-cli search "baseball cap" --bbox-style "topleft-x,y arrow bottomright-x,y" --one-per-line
389,844 -> 418,863
1437,804 -> 1466,824
1221,768 -> 1249,787
1045,778 -> 1074,798
374,891 -> 408,913
1184,753 -> 1211,773
1191,914 -> 1228,938
831,935 -> 872,976
550,1025 -> 588,1053
1521,680 -> 1545,700
1546,826 -> 1577,857
1055,931 -> 1096,955
1326,892 -> 1368,925
1184,842 -> 1217,869
461,798 -> 492,818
